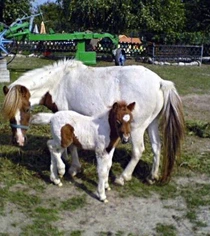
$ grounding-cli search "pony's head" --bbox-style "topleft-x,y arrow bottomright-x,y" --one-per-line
2,85 -> 31,146
108,101 -> 135,148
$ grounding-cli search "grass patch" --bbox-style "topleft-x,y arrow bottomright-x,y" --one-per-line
60,195 -> 87,211
155,223 -> 177,236
22,220 -> 64,236
186,120 -> 210,138
70,231 -> 84,236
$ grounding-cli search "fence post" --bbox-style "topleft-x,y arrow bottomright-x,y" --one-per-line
0,59 -> 10,83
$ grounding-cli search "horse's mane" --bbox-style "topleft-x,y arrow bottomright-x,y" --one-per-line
2,86 -> 22,119
2,59 -> 85,119
15,59 -> 85,82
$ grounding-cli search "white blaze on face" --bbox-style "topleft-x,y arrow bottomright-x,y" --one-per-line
122,114 -> 131,142
123,114 -> 130,123
15,110 -> 25,146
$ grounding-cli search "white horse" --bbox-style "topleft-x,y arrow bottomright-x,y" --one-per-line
2,59 -> 185,184
32,101 -> 135,202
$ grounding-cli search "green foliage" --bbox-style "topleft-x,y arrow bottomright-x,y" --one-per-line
1,0 -> 210,46
186,120 -> 210,138
0,0 -> 32,25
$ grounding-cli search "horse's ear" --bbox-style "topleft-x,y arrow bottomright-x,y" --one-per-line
112,102 -> 119,111
20,86 -> 30,99
3,86 -> 9,95
127,102 -> 136,111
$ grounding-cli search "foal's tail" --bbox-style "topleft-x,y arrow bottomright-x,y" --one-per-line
30,113 -> 54,125
160,81 -> 185,183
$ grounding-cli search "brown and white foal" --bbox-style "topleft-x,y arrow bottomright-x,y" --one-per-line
33,101 -> 135,202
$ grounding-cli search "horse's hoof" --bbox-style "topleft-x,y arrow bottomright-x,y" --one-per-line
106,187 -> 111,191
68,166 -> 81,177
123,174 -> 132,182
102,199 -> 109,203
58,182 -> 63,187
52,178 -> 62,186
58,169 -> 65,178
114,176 -> 125,186
146,175 -> 159,185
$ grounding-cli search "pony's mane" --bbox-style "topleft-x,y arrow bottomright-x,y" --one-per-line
11,59 -> 85,87
3,59 -> 85,119
2,86 -> 22,119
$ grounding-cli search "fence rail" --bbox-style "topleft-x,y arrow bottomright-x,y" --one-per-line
6,40 -> 210,64
146,44 -> 203,63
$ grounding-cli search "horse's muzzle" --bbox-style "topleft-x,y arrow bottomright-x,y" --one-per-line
12,135 -> 27,147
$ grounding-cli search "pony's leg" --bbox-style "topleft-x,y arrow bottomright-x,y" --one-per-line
105,150 -> 115,191
115,128 -> 145,186
68,145 -> 82,177
47,140 -> 65,187
96,154 -> 109,203
147,119 -> 161,184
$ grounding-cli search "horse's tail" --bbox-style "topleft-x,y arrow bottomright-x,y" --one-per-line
30,113 -> 54,125
2,86 -> 22,119
160,80 -> 185,183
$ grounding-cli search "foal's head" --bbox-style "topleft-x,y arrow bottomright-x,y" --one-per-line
108,101 -> 135,146
2,85 -> 31,146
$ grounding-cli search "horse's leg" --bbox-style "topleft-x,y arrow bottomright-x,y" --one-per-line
68,145 -> 82,177
115,128 -> 145,186
147,119 -> 161,184
47,140 -> 65,187
96,153 -> 109,203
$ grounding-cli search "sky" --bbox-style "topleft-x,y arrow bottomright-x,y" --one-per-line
33,0 -> 56,6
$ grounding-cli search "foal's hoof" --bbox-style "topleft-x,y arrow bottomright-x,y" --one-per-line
114,176 -> 125,186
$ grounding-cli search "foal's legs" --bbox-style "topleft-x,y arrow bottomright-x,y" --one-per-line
47,140 -> 66,186
147,119 -> 161,183
96,153 -> 111,203
115,128 -> 145,186
68,145 -> 82,177
104,149 -> 115,191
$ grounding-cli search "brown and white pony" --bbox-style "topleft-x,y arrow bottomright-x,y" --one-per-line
31,101 -> 135,202
2,59 -> 185,184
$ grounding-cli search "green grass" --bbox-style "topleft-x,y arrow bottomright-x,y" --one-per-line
155,223 -> 177,236
1,57 -> 210,235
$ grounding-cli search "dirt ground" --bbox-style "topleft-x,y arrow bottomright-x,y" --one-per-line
1,94 -> 210,236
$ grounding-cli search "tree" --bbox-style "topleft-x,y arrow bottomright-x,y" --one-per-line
59,0 -> 139,34
185,0 -> 210,33
0,0 -> 32,25
138,0 -> 186,42
35,2 -> 61,32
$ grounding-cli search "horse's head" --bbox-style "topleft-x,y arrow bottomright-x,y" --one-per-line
109,101 -> 135,144
2,85 -> 31,146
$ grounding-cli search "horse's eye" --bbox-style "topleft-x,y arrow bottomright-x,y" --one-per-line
116,120 -> 122,127
24,108 -> 30,113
